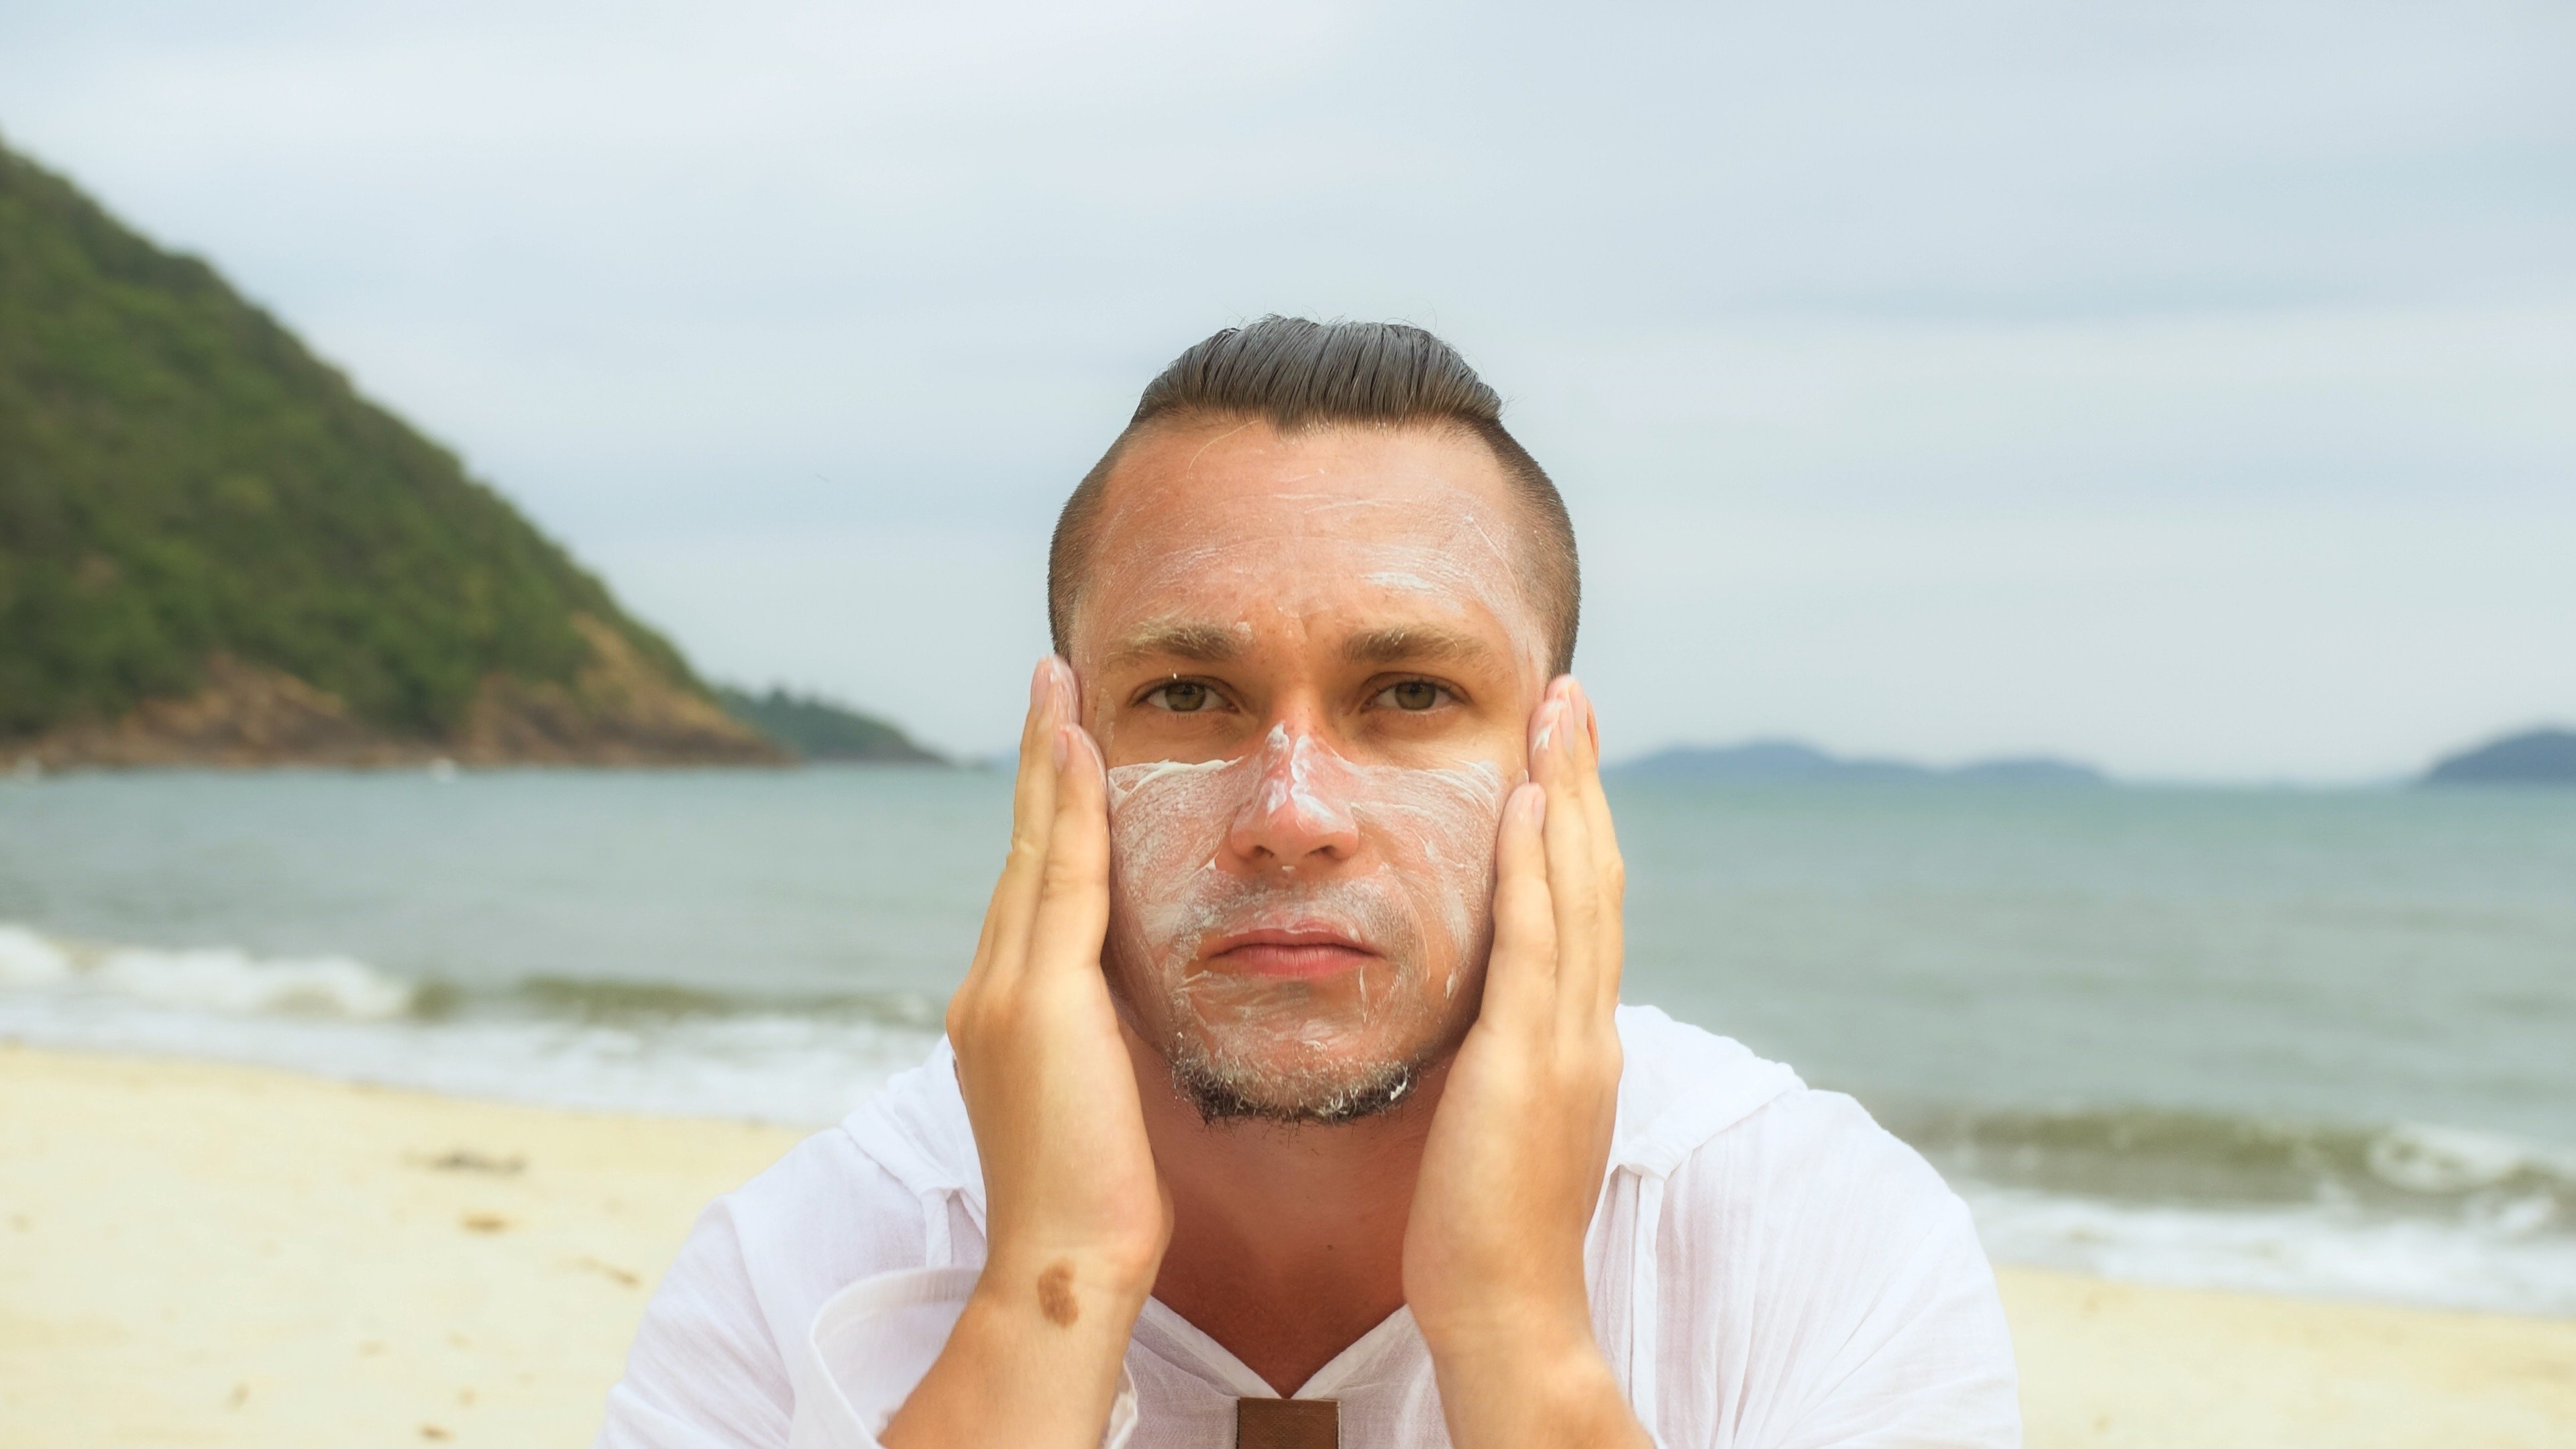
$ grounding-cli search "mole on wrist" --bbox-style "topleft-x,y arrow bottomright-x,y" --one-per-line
1036,1260 -> 1079,1326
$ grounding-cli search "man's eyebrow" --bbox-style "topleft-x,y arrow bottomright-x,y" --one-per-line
1106,621 -> 1245,668
1341,626 -> 1494,668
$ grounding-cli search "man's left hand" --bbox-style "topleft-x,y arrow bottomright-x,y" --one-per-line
1403,675 -> 1649,1449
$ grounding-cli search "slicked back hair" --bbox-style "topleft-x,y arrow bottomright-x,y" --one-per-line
1048,317 -> 1580,675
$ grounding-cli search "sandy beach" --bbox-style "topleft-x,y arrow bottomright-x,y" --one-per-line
4,1044 -> 2571,1448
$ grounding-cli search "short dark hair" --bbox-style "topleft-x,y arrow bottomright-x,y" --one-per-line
1048,317 -> 1580,674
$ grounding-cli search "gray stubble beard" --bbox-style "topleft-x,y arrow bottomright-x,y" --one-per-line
1161,1034 -> 1436,1126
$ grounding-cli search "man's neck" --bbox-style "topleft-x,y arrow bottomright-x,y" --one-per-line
1124,1035 -> 1447,1395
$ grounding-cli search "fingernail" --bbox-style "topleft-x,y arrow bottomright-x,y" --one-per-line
1520,782 -> 1548,827
1051,725 -> 1069,771
1030,657 -> 1052,713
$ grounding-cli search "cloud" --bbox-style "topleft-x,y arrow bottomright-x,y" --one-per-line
3,0 -> 2569,774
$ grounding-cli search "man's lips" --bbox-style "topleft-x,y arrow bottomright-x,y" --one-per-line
1203,926 -> 1379,980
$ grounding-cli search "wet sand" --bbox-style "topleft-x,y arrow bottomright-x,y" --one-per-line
4,1044 -> 2570,1446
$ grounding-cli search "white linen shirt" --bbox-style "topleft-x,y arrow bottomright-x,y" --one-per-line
596,1006 -> 2021,1448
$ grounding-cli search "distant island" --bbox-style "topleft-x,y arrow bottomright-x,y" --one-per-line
715,687 -> 944,765
0,137 -> 775,768
1615,739 -> 2108,786
2420,728 -> 2576,786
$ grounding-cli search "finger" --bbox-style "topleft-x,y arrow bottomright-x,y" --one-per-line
954,660 -> 1064,1041
981,657 -> 1069,982
1024,722 -> 1112,979
1534,688 -> 1605,1021
1566,678 -> 1615,843
966,659 -> 1059,972
1566,679 -> 1626,1017
1480,781 -> 1556,1028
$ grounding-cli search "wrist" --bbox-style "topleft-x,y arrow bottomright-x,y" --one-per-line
1432,1320 -> 1627,1444
971,1244 -> 1159,1335
883,1260 -> 1148,1449
1418,1299 -> 1598,1375
1424,1320 -> 1644,1449
1411,1267 -> 1595,1361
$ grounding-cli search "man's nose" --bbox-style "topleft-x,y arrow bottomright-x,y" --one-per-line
1223,726 -> 1363,872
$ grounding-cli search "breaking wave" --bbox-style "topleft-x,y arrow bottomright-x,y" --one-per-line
1883,1102 -> 2576,1224
5,918 -> 2571,1315
0,920 -> 938,1124
1880,1102 -> 2576,1315
1,924 -> 413,1018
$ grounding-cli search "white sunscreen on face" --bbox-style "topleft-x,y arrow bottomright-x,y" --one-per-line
1104,726 -> 1507,1046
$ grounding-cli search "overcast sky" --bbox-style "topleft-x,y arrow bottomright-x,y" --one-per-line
5,1 -> 2571,778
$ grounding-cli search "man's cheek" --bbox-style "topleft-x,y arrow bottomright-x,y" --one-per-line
1348,760 -> 1509,956
1106,759 -> 1242,968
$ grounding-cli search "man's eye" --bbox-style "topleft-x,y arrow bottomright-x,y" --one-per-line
1374,680 -> 1448,712
1145,681 -> 1218,713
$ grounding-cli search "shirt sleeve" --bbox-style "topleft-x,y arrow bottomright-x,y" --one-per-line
792,1268 -> 1140,1449
597,1199 -> 796,1449
596,1208 -> 1138,1449
1672,1091 -> 2023,1449
1757,1194 -> 2021,1449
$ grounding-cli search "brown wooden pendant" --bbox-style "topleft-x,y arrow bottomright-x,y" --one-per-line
1235,1395 -> 1340,1449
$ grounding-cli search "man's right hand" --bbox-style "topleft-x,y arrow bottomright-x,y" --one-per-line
881,656 -> 1171,1449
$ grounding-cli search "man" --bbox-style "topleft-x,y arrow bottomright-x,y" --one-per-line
598,319 -> 2020,1448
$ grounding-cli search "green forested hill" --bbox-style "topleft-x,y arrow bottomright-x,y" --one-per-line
0,138 -> 767,763
714,686 -> 945,763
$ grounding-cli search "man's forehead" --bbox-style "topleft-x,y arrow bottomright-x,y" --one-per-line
1076,419 -> 1539,651
1104,616 -> 1502,671
1091,418 -> 1517,545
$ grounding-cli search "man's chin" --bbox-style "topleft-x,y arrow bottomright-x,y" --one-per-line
1102,940 -> 1476,1125
1157,1016 -> 1458,1126
1165,1044 -> 1430,1126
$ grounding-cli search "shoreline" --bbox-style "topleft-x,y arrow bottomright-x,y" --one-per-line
5,1043 -> 2573,1446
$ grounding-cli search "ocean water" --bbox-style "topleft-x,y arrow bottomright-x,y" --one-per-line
3,767 -> 2571,1316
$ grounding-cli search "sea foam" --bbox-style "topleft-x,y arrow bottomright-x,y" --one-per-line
5,914 -> 2573,1317
1966,1183 -> 2576,1318
0,920 -> 937,1125
0,924 -> 73,987
0,922 -> 415,1020
95,945 -> 415,1020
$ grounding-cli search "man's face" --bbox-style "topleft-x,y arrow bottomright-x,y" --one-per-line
1069,417 -> 1552,1124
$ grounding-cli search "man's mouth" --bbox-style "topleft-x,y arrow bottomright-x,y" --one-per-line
1202,925 -> 1379,980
